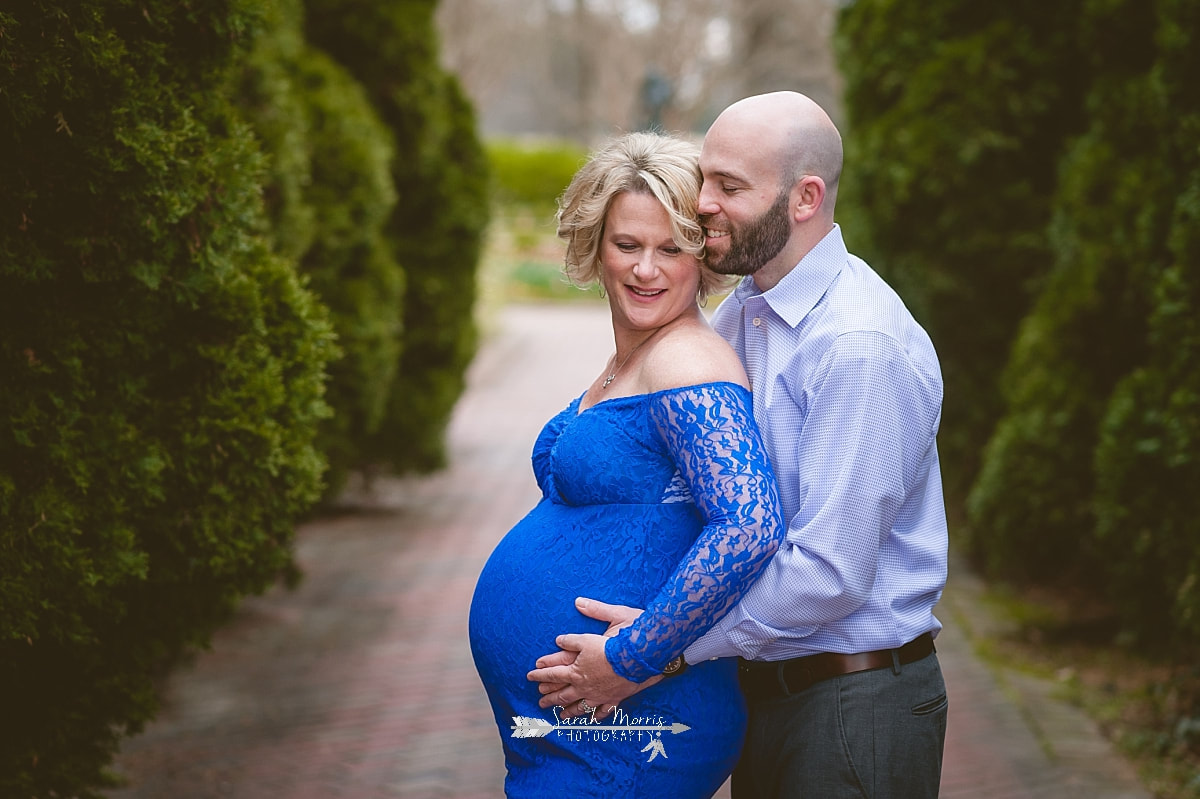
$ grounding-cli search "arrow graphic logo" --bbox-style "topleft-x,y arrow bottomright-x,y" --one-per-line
510,716 -> 691,739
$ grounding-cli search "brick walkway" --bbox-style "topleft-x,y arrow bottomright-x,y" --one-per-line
108,303 -> 1150,798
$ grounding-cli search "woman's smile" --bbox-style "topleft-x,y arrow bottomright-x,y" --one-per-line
599,191 -> 702,335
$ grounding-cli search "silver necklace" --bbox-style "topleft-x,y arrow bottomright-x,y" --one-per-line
602,336 -> 651,389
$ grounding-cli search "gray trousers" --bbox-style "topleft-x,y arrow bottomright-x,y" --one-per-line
731,652 -> 948,798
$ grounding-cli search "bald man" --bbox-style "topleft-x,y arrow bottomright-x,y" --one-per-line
531,92 -> 948,798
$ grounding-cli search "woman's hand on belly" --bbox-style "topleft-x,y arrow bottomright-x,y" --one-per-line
527,596 -> 660,719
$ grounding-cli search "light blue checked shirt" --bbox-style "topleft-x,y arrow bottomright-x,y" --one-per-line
685,225 -> 948,663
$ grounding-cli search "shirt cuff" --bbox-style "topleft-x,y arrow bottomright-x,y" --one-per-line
685,606 -> 823,663
683,607 -> 761,662
682,626 -> 737,663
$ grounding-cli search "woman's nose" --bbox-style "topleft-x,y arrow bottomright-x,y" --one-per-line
632,252 -> 657,279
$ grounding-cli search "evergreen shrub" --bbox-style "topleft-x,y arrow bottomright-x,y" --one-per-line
487,139 -> 587,209
239,0 -> 403,495
306,0 -> 490,473
835,0 -> 1090,497
1090,0 -> 1200,650
0,2 -> 334,794
966,0 -> 1171,582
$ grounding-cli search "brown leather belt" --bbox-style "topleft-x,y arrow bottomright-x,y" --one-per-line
738,632 -> 936,701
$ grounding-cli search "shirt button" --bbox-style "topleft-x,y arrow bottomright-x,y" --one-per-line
752,317 -> 762,327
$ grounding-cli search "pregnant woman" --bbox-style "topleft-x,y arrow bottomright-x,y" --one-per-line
469,132 -> 785,797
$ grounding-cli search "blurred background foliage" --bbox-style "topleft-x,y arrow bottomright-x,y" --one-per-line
0,0 -> 485,794
1,0 -> 1198,795
478,139 -> 592,304
836,0 -> 1200,656
835,0 -> 1200,792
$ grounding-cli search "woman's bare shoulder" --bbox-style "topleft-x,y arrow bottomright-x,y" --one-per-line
642,322 -> 749,392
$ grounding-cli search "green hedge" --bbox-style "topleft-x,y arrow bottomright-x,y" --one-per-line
486,139 -> 588,209
238,0 -> 403,495
0,2 -> 334,795
966,0 -> 1170,582
835,0 -> 1090,497
839,0 -> 1200,653
1089,0 -> 1200,649
306,0 -> 490,473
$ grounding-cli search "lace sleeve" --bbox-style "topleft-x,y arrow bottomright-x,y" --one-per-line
604,383 -> 785,681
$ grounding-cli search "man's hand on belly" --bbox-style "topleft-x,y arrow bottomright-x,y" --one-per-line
527,598 -> 658,720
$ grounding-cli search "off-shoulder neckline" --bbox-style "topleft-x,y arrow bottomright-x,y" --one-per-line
574,380 -> 750,416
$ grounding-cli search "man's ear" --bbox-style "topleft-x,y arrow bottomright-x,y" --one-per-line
792,175 -> 826,223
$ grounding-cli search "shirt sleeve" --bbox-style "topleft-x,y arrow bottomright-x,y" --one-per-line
603,383 -> 786,682
684,331 -> 942,662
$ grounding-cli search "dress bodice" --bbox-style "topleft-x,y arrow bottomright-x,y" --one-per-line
530,382 -> 785,681
534,392 -> 696,508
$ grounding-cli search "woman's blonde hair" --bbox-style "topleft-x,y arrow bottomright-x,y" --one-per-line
556,131 -> 727,302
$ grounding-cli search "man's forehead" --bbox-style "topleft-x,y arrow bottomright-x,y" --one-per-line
700,139 -> 766,183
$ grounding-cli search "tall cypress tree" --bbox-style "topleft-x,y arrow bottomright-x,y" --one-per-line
305,0 -> 490,473
238,0 -> 404,496
0,2 -> 333,794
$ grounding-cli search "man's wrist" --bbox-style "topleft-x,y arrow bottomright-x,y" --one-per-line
661,655 -> 687,677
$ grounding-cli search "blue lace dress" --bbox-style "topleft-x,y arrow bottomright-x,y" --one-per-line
469,382 -> 784,797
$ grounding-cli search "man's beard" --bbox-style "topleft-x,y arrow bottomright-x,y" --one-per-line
703,189 -> 790,276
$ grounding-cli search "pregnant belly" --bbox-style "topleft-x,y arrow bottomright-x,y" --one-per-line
468,498 -> 698,688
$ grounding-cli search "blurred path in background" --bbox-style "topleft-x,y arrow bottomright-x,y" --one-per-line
108,303 -> 1149,799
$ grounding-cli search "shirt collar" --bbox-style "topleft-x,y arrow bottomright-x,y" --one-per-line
732,224 -> 848,328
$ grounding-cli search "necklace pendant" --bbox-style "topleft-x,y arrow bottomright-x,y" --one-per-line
602,373 -> 616,389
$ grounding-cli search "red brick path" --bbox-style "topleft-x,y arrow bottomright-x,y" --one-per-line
108,304 -> 1149,799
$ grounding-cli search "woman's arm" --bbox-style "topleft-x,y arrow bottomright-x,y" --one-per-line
603,382 -> 785,680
